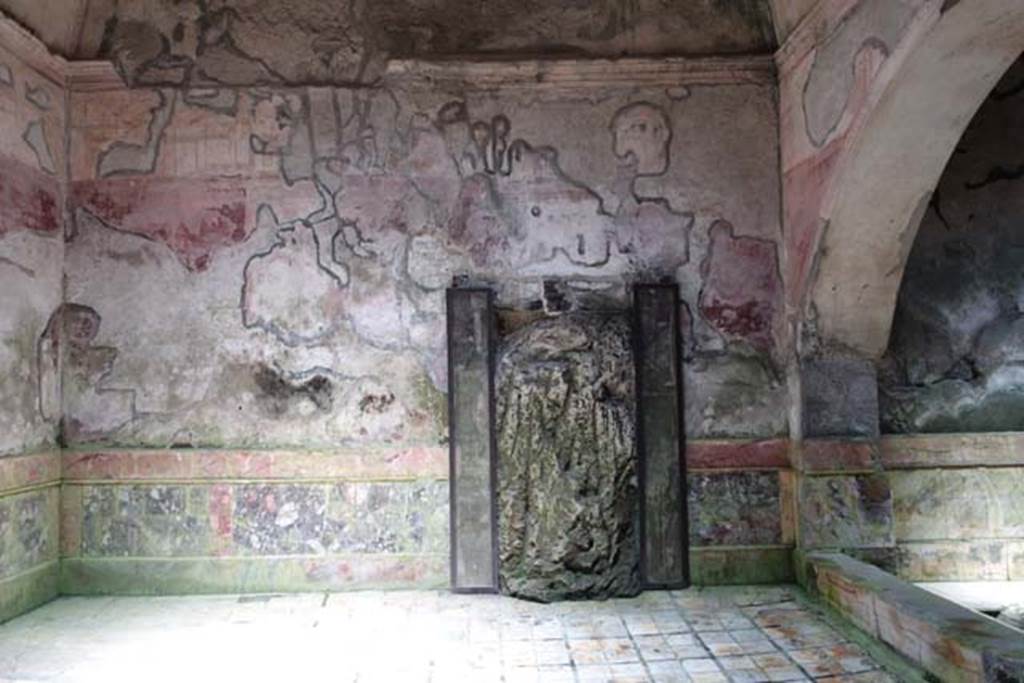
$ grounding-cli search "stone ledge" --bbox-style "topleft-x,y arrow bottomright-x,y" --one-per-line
389,55 -> 775,90
804,552 -> 1024,682
690,546 -> 794,585
60,555 -> 448,595
879,432 -> 1024,469
800,439 -> 879,473
62,447 -> 448,482
0,451 -> 61,496
64,53 -> 775,93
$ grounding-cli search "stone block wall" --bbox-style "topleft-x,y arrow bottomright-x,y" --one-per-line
0,27 -> 66,621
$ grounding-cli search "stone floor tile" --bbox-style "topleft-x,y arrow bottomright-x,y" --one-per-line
504,640 -> 537,667
666,633 -> 711,659
634,634 -> 675,662
816,671 -> 897,683
504,667 -> 541,683
761,624 -> 845,651
533,618 -> 565,640
536,664 -> 576,682
534,640 -> 571,666
0,588 -> 907,683
603,637 -> 641,664
688,672 -> 731,683
788,643 -> 876,677
697,631 -> 745,657
683,657 -> 724,674
576,663 -> 616,681
593,615 -> 629,638
646,659 -> 689,682
623,614 -> 661,636
716,655 -> 756,671
608,662 -> 649,682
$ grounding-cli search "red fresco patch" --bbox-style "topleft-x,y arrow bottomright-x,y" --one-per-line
782,133 -> 845,307
686,439 -> 791,470
0,153 -> 60,237
209,484 -> 234,540
801,439 -> 879,472
72,177 -> 251,272
699,221 -> 781,352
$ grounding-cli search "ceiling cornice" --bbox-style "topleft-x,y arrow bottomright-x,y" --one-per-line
2,12 -> 777,94
0,13 -> 68,86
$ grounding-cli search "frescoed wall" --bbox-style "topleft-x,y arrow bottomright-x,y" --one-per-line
0,33 -> 64,620
55,63 -> 791,592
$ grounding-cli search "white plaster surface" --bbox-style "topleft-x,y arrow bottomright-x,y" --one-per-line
917,581 -> 1024,613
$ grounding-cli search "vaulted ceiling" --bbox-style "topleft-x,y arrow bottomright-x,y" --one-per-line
0,0 -> 818,86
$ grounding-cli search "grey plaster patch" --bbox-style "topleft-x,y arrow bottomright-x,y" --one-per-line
241,213 -> 350,347
182,87 -> 239,116
24,84 -> 51,110
801,357 -> 878,438
684,351 -> 788,438
22,121 -> 56,175
97,89 -> 176,178
802,0 -> 917,146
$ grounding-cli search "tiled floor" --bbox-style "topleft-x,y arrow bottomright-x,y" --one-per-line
0,586 -> 902,682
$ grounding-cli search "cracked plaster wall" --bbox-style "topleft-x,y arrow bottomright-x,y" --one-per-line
0,3 -> 793,593
54,66 -> 790,591
65,78 -> 787,450
0,38 -> 64,619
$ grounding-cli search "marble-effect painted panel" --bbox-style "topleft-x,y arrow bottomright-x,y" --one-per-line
75,481 -> 448,559
0,488 -> 58,580
688,472 -> 782,547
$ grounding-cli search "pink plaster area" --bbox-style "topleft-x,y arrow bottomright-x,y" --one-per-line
781,136 -> 845,306
0,154 -> 60,237
209,484 -> 234,547
0,451 -> 61,492
305,557 -> 438,584
780,38 -> 889,309
72,177 -> 251,272
699,221 -> 781,352
61,447 -> 448,481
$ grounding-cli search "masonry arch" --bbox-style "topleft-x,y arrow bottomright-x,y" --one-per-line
807,0 -> 1024,357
